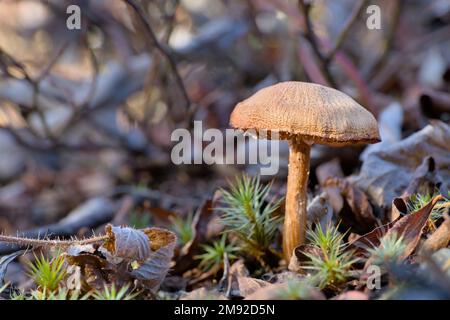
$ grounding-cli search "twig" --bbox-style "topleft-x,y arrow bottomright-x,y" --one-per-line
0,197 -> 117,255
123,0 -> 191,117
0,234 -> 108,248
298,0 -> 336,87
325,0 -> 368,63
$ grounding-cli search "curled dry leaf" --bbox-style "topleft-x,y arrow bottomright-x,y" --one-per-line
390,197 -> 408,222
352,195 -> 443,259
352,121 -> 450,218
67,224 -> 176,293
103,225 -> 151,262
0,250 -> 24,285
66,245 -> 112,290
385,195 -> 442,260
349,221 -> 396,257
131,228 -> 177,291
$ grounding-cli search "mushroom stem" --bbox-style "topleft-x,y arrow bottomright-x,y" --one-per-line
283,138 -> 311,261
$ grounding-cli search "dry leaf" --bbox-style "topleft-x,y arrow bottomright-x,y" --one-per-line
103,225 -> 151,262
226,260 -> 270,298
352,121 -> 450,218
385,195 -> 442,260
352,195 -> 443,259
66,225 -> 176,293
421,214 -> 450,253
131,228 -> 176,291
316,158 -> 344,213
390,197 -> 408,222
66,246 -> 112,290
0,250 -> 24,285
402,156 -> 442,199
324,177 -> 377,233
349,221 -> 396,256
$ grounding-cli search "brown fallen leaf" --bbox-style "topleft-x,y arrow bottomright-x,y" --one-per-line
135,228 -> 177,291
358,196 -> 442,287
352,121 -> 450,219
420,214 -> 450,253
66,246 -> 113,291
103,225 -> 151,262
402,156 -> 443,200
316,158 -> 344,213
352,195 -> 443,259
67,225 -> 176,294
349,220 -> 397,257
324,177 -> 377,233
385,195 -> 443,260
226,260 -> 270,298
390,197 -> 408,222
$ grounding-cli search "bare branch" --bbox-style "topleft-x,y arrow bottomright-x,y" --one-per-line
123,0 -> 191,118
326,0 -> 368,63
298,0 -> 336,87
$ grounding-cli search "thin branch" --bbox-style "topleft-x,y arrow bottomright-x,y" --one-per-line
123,0 -> 191,116
298,0 -> 336,87
325,0 -> 368,63
0,234 -> 108,248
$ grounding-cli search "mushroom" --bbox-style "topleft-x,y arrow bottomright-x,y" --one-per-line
229,81 -> 380,261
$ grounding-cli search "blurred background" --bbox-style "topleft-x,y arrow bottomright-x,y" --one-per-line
0,0 -> 448,242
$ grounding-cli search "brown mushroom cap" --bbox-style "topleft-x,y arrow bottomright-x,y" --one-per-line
230,81 -> 380,146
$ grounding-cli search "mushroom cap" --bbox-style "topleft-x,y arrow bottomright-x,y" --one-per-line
230,81 -> 380,146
